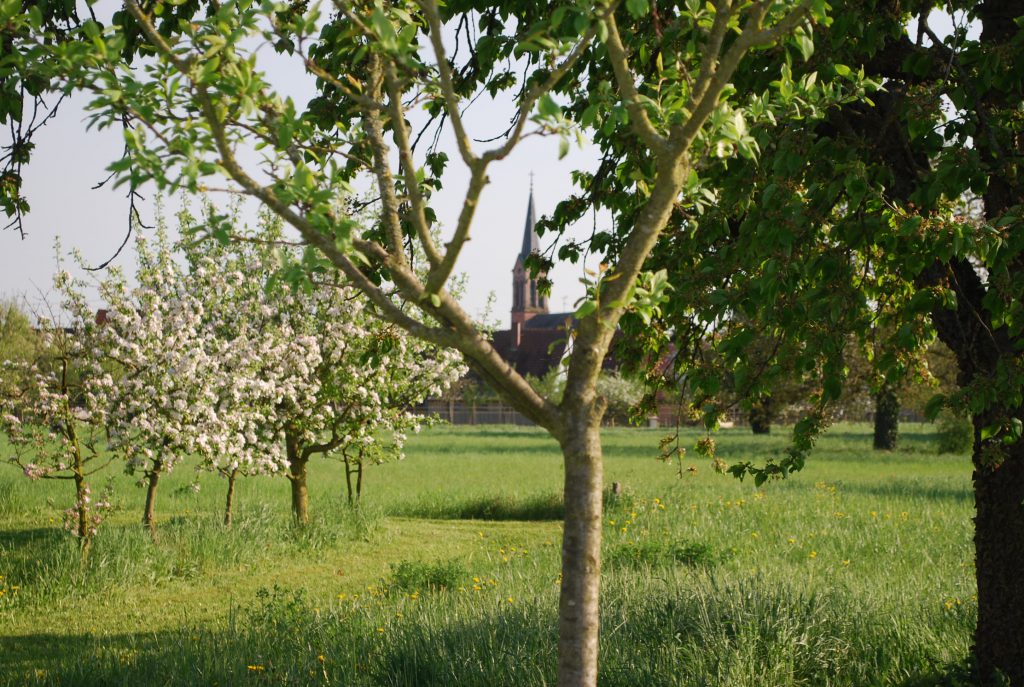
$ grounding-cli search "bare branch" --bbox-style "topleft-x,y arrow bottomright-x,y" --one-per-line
418,0 -> 477,165
381,59 -> 442,268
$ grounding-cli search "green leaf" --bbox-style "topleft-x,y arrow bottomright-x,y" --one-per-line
924,394 -> 946,422
537,93 -> 561,119
625,0 -> 649,18
574,300 -> 598,319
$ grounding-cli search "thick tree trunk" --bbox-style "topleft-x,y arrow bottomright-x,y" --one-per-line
872,383 -> 899,450
142,459 -> 162,536
224,468 -> 238,527
749,400 -> 772,435
972,418 -> 1024,686
286,431 -> 309,524
556,419 -> 603,687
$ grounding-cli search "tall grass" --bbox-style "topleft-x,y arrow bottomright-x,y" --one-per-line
0,423 -> 977,685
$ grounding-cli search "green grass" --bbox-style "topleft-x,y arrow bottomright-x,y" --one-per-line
0,423 -> 977,686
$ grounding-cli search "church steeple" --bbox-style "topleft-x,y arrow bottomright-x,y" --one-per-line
519,186 -> 539,263
512,184 -> 548,339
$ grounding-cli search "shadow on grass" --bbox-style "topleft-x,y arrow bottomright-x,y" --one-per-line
0,527 -> 64,551
2,582 -> 980,687
391,493 -> 565,521
843,480 -> 972,503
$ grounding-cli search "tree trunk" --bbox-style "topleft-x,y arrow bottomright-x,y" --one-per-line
873,383 -> 899,450
344,456 -> 354,505
286,430 -> 309,525
556,419 -> 603,687
356,461 -> 363,501
749,400 -> 772,435
73,469 -> 91,550
142,458 -> 163,536
224,468 -> 238,526
972,416 -> 1024,686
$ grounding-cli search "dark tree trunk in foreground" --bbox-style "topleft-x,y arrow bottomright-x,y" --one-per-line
142,458 -> 163,536
286,430 -> 309,524
872,383 -> 899,450
927,254 -> 1024,683
973,415 -> 1024,686
224,468 -> 238,526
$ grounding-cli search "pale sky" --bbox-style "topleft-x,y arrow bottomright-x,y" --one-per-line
2,8 -> 970,325
0,10 -> 603,326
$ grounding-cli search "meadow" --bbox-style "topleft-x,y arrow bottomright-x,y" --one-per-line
0,423 -> 976,686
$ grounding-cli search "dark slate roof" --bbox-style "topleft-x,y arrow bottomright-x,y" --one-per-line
519,189 -> 539,262
492,328 -> 569,378
524,312 -> 575,330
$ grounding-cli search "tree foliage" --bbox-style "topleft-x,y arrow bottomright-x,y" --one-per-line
5,0 -> 869,684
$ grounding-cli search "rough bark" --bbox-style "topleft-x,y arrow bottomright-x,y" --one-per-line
286,430 -> 309,524
224,468 -> 238,527
556,418 -> 604,687
973,416 -> 1024,686
142,458 -> 162,536
872,383 -> 899,450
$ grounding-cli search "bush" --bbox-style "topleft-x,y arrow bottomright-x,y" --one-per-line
936,411 -> 974,454
387,559 -> 467,593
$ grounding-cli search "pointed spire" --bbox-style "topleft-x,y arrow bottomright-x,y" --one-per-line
519,185 -> 539,262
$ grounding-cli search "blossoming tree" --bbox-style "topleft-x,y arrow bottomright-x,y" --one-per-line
0,272 -> 118,549
183,221 -> 465,522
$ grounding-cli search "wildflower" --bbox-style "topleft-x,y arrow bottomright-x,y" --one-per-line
842,560 -> 850,566
318,655 -> 325,663
507,596 -> 514,604
809,551 -> 817,559
247,665 -> 265,672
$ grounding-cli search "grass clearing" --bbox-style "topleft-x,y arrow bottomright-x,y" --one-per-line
0,423 -> 975,685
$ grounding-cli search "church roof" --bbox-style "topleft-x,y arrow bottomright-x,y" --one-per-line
491,327 -> 568,378
524,312 -> 575,330
519,188 -> 539,263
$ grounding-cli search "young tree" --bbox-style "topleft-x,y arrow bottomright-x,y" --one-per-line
13,1 -> 833,683
0,277 -> 117,550
88,230 -> 224,533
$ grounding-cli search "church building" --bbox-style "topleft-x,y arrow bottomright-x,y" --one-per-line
490,188 -> 576,378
